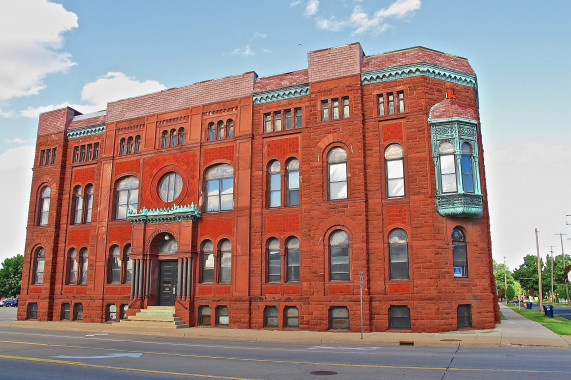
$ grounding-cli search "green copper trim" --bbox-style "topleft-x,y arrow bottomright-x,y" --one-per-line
67,123 -> 105,139
435,193 -> 483,219
127,203 -> 201,224
361,63 -> 476,87
253,84 -> 309,104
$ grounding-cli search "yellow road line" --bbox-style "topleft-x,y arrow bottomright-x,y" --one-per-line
0,340 -> 569,374
0,354 -> 258,380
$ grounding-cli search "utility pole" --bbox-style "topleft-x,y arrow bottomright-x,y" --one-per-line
504,256 -> 508,304
548,246 -> 555,302
535,228 -> 543,312
555,233 -> 569,305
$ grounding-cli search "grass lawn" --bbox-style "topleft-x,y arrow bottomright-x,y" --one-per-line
508,305 -> 571,335
500,311 -> 506,320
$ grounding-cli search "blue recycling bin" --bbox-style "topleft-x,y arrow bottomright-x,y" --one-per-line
543,305 -> 554,318
526,302 -> 532,309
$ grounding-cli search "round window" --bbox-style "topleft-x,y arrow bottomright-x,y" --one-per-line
158,172 -> 183,202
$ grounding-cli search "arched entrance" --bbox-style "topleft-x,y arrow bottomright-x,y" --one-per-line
151,232 -> 178,306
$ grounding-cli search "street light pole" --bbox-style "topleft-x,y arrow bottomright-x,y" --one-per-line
555,232 -> 569,305
535,228 -> 543,313
504,256 -> 508,304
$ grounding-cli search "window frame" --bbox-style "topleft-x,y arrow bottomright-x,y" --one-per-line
66,248 -> 78,285
267,238 -> 281,283
385,144 -> 405,198
114,176 -> 139,220
264,306 -> 279,328
27,303 -> 38,320
388,229 -> 409,280
84,184 -> 94,223
457,304 -> 472,329
79,247 -> 88,285
218,239 -> 231,283
73,303 -> 83,321
201,240 -> 214,283
389,305 -> 411,330
108,245 -> 121,284
199,305 -> 211,326
329,230 -> 350,281
286,159 -> 300,207
286,237 -> 300,282
327,147 -> 348,201
284,306 -> 299,328
329,306 -> 349,330
215,305 -> 229,326
452,227 -> 469,278
71,185 -> 83,224
32,247 -> 45,285
38,186 -> 51,226
60,303 -> 70,320
205,164 -> 234,213
267,160 -> 281,208
123,244 -> 132,284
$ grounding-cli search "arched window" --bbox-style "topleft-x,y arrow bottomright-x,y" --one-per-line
461,142 -> 474,193
219,239 -> 231,283
205,164 -> 233,212
38,186 -> 51,226
178,128 -> 185,145
207,122 -> 215,141
327,147 -> 347,200
268,160 -> 281,208
170,128 -> 177,146
66,248 -> 78,284
114,176 -> 139,219
158,172 -> 183,202
286,237 -> 300,282
217,120 -> 225,140
267,238 -> 281,283
161,130 -> 168,148
329,230 -> 349,281
226,119 -> 234,138
126,136 -> 133,154
123,244 -> 132,284
286,159 -> 300,206
108,245 -> 121,284
385,144 -> 405,198
119,138 -> 126,155
84,184 -> 94,223
73,303 -> 83,320
388,229 -> 409,280
134,135 -> 141,152
32,247 -> 45,284
452,228 -> 468,278
439,141 -> 457,193
79,247 -> 88,285
264,306 -> 278,328
72,186 -> 83,224
201,240 -> 214,283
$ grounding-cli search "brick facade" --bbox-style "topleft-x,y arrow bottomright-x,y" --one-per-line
19,43 -> 500,332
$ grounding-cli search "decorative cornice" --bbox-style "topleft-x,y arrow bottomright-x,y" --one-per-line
67,123 -> 105,139
435,193 -> 483,219
361,62 -> 477,87
127,203 -> 201,224
253,84 -> 309,104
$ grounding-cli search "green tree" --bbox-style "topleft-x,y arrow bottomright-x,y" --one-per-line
513,254 -> 543,296
506,284 -> 516,300
493,260 -> 520,298
0,255 -> 23,298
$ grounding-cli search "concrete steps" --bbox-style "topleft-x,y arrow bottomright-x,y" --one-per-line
116,306 -> 188,329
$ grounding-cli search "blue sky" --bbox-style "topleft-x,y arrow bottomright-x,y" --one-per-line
0,0 -> 570,271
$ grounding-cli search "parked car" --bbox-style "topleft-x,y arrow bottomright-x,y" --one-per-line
0,299 -> 10,307
2,298 -> 17,307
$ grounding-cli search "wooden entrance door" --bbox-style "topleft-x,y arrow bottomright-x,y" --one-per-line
159,260 -> 177,306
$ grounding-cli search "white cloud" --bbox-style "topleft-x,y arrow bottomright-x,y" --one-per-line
304,0 -> 319,17
253,32 -> 267,39
230,45 -> 256,57
20,72 -> 166,118
0,108 -> 14,117
4,138 -> 26,144
0,145 -> 34,263
313,0 -> 421,35
0,0 -> 78,100
290,0 -> 302,6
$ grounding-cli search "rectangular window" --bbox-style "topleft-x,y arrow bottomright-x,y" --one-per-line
39,150 -> 45,166
60,303 -> 70,320
264,306 -> 279,328
440,155 -> 458,193
268,250 -> 281,282
321,100 -> 329,121
457,304 -> 472,328
284,109 -> 292,130
294,108 -> 302,128
286,248 -> 299,282
216,306 -> 229,326
397,91 -> 405,113
93,143 -> 99,159
80,145 -> 85,162
388,93 -> 395,115
389,305 -> 411,330
220,252 -> 231,283
284,307 -> 299,328
332,98 -> 340,120
273,111 -> 282,131
329,307 -> 349,330
377,94 -> 385,116
202,253 -> 214,283
264,113 -> 272,133
342,97 -> 350,118
199,306 -> 211,326
86,144 -> 92,161
72,146 -> 79,163
51,148 -> 56,164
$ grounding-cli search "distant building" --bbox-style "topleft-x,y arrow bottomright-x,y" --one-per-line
19,43 -> 499,332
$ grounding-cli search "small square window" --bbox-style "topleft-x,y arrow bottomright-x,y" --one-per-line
389,305 -> 410,330
284,306 -> 299,328
329,306 -> 349,330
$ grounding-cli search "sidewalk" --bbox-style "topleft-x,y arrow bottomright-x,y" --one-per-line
1,304 -> 569,348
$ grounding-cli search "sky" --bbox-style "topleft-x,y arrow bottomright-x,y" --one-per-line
0,0 -> 570,271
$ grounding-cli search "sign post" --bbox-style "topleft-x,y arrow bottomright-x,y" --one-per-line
360,270 -> 364,340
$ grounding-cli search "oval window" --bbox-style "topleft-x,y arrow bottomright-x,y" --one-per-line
158,172 -> 183,202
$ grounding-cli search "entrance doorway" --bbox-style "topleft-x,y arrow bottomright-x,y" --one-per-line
159,260 -> 178,306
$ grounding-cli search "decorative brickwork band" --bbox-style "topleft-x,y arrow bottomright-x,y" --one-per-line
253,84 -> 309,104
127,203 -> 201,224
67,123 -> 106,139
361,62 -> 476,87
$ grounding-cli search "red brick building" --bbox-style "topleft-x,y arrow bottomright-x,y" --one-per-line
19,43 -> 500,332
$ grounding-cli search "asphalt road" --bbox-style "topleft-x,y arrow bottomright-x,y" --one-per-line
529,303 -> 571,320
0,326 -> 569,379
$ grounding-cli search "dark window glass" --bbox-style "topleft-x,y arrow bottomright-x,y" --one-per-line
45,148 -> 51,164
33,248 -> 45,284
72,186 -> 83,224
286,159 -> 299,206
205,164 -> 233,212
51,147 -> 56,164
217,121 -> 225,140
219,239 -> 231,283
39,150 -> 45,166
38,186 -> 51,226
109,245 -> 121,284
27,303 -> 38,320
127,136 -> 133,153
73,303 -> 83,321
389,305 -> 411,330
123,244 -> 132,284
452,228 -> 468,278
286,237 -> 299,282
134,135 -> 141,152
115,176 -> 138,219
329,307 -> 349,330
385,144 -> 405,198
119,138 -> 126,155
199,306 -> 211,326
328,148 -> 347,200
201,241 -> 214,283
389,229 -> 409,280
284,109 -> 292,130
158,172 -> 183,202
93,143 -> 99,159
267,238 -> 281,283
284,306 -> 299,328
342,97 -> 350,118
216,306 -> 229,326
457,304 -> 472,328
61,303 -> 70,320
264,306 -> 279,328
461,142 -> 474,193
84,184 -> 93,223
161,130 -> 168,147
294,108 -> 302,128
72,146 -> 79,163
120,304 -> 129,320
79,248 -> 88,285
329,230 -> 349,281
268,161 -> 281,208
86,144 -> 92,160
170,129 -> 177,146
207,122 -> 215,141
67,248 -> 77,284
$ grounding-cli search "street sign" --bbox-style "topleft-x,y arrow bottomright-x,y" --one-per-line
453,267 -> 462,277
360,271 -> 364,288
